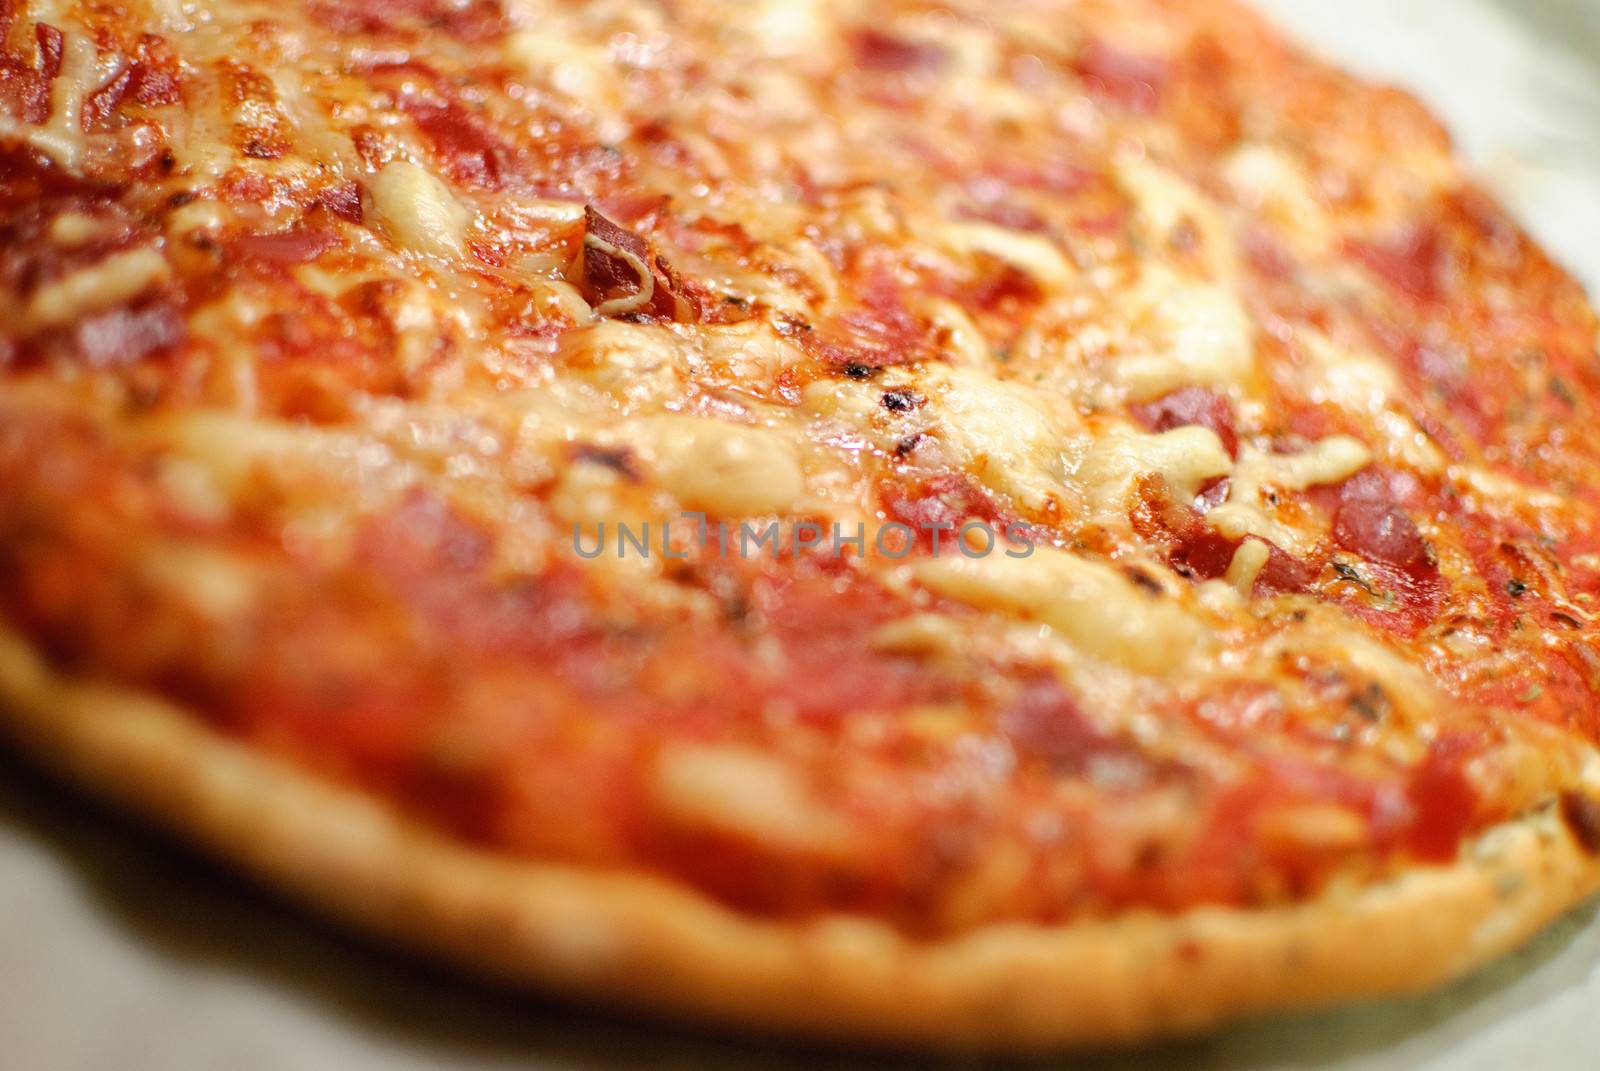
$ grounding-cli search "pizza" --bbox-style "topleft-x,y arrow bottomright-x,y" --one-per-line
3,0 -> 1600,1050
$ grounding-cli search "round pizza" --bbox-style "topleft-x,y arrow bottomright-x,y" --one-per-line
3,0 -> 1600,1051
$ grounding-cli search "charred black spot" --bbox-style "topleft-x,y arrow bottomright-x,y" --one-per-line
881,389 -> 923,413
844,362 -> 877,380
1506,578 -> 1529,598
1560,792 -> 1600,855
893,432 -> 925,458
570,443 -> 640,481
1333,560 -> 1369,589
1123,568 -> 1163,596
1348,682 -> 1391,722
1329,556 -> 1390,599
241,139 -> 282,160
772,316 -> 814,337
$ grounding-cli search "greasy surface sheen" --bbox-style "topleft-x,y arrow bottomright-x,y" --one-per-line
3,0 -> 1600,945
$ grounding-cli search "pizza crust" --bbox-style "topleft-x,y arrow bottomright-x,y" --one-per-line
2,624 -> 1597,1051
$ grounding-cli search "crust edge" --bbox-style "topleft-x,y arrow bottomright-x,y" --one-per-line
2,625 -> 1597,1052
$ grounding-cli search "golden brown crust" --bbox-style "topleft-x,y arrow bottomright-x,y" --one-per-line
4,622 -> 1597,1052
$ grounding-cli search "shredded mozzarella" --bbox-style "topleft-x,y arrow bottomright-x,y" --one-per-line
371,162 -> 472,259
936,220 -> 1076,291
642,416 -> 806,517
1115,157 -> 1237,275
919,366 -> 1073,511
1207,437 -> 1373,551
1220,144 -> 1333,255
1297,332 -> 1445,473
1223,538 -> 1271,594
0,33 -> 100,170
1076,425 -> 1232,519
911,548 -> 1203,675
654,745 -> 851,853
23,249 -> 170,331
1113,266 -> 1256,401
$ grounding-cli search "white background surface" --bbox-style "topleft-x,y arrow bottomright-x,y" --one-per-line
3,2 -> 1599,1068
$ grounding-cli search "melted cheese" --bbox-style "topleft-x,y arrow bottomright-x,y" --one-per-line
1448,464 -> 1567,512
1207,437 -> 1372,551
23,249 -> 170,331
564,321 -> 686,406
911,548 -> 1203,675
1297,332 -> 1445,473
1223,538 -> 1271,594
641,416 -> 806,517
0,32 -> 100,169
1220,144 -> 1333,256
165,198 -> 232,238
140,543 -> 259,621
654,744 -> 852,854
506,29 -> 629,143
1115,158 -> 1236,275
1113,266 -> 1256,401
151,410 -> 417,507
918,366 -> 1073,511
47,212 -> 100,247
739,0 -> 832,58
1076,425 -> 1232,519
918,299 -> 993,367
370,162 -> 471,259
935,220 -> 1076,291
